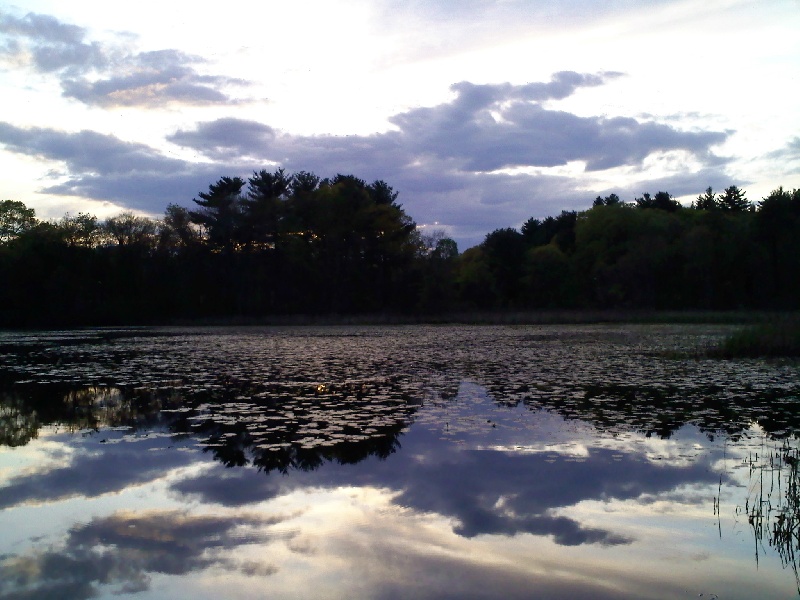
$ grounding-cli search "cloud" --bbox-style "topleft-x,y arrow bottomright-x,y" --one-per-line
171,421 -> 722,548
0,11 -> 246,107
387,443 -> 716,543
0,121 -> 234,210
60,49 -> 249,108
168,71 -> 726,177
767,136 -> 800,164
0,69 -> 731,247
0,433 -> 199,510
0,11 -> 86,47
0,122 -> 180,174
0,12 -> 108,74
168,117 -> 279,161
387,75 -> 725,173
0,510 -> 284,599
165,72 -> 729,244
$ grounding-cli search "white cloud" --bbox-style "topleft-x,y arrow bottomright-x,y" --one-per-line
0,1 -> 797,247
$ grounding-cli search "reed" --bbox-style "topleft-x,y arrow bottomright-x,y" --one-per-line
742,442 -> 800,593
709,317 -> 800,358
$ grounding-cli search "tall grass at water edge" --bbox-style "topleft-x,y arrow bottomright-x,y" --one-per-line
708,316 -> 800,358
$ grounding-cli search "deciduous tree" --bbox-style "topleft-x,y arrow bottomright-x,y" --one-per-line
0,200 -> 36,243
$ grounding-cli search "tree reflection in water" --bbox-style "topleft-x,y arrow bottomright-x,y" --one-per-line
2,325 -> 800,598
0,375 -> 420,474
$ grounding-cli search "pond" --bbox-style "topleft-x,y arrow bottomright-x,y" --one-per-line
1,324 -> 799,599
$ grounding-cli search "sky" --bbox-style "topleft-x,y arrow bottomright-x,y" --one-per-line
0,0 -> 798,249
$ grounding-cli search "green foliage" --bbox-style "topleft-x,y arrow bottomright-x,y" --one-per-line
523,244 -> 574,307
709,318 -> 800,358
481,228 -> 525,306
593,193 -> 621,207
753,187 -> 800,306
521,210 -> 577,251
454,246 -> 497,309
416,231 -> 459,312
160,204 -> 198,249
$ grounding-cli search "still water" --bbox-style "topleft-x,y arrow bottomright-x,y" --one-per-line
1,324 -> 799,599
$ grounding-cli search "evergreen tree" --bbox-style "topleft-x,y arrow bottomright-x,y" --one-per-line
189,176 -> 246,250
718,185 -> 750,211
694,187 -> 718,210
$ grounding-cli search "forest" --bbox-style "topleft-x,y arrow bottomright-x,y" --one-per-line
1,169 -> 799,327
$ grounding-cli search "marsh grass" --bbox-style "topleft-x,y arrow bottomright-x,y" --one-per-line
167,309 -> 770,327
708,317 -> 800,358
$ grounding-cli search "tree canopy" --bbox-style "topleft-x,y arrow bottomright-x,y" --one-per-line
1,176 -> 799,326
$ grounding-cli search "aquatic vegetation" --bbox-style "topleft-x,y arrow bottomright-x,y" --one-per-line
1,324 -> 800,598
740,442 -> 800,594
2,324 -> 800,459
709,317 -> 800,358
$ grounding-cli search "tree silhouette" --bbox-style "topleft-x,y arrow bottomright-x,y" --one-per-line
0,200 -> 36,243
593,193 -> 621,207
694,187 -> 718,210
103,212 -> 157,248
635,191 -> 681,212
189,176 -> 246,250
2,178 -> 800,327
243,168 -> 291,248
718,185 -> 750,212
59,213 -> 102,247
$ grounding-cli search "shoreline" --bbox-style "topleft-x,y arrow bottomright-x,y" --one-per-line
4,309 -> 798,332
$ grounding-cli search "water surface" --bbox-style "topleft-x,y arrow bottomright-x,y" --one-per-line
1,324 -> 799,599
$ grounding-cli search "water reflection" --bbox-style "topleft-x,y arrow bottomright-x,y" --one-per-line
0,509 -> 288,599
732,441 -> 800,594
1,325 -> 800,598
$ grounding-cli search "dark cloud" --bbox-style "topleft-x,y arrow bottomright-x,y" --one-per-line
0,122 -> 241,210
164,73 -> 728,245
0,122 -> 181,174
0,11 -> 246,107
60,49 -> 249,108
0,12 -> 85,46
0,433 -> 199,509
172,423 -> 722,548
0,510 -> 284,599
0,68 -> 731,247
387,76 -> 725,172
0,12 -> 107,73
172,464 -> 291,506
444,71 -> 620,111
40,167 -> 234,212
384,439 -> 717,544
620,168 -> 746,201
167,117 -> 278,161
168,71 -> 725,178
767,136 -> 800,164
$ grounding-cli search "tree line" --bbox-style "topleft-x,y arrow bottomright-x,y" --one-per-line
1,174 -> 799,326
460,185 -> 800,310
